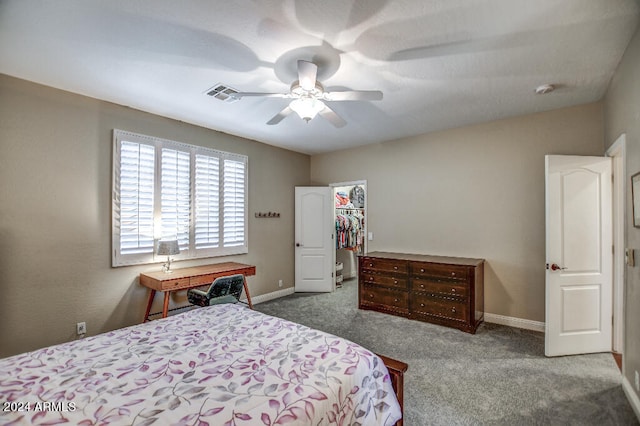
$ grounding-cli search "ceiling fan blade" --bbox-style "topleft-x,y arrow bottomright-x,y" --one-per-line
232,92 -> 289,99
324,90 -> 383,101
267,106 -> 293,125
297,60 -> 318,91
318,105 -> 346,128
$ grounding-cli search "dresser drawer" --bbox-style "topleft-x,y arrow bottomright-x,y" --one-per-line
159,278 -> 191,291
361,285 -> 409,311
361,257 -> 408,274
411,293 -> 468,321
360,273 -> 408,289
411,262 -> 468,280
411,276 -> 468,298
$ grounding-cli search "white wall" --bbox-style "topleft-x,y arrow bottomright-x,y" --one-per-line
604,24 -> 640,413
0,74 -> 310,358
312,102 -> 604,323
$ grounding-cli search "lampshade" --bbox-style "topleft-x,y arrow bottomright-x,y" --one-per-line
290,98 -> 325,122
157,239 -> 180,256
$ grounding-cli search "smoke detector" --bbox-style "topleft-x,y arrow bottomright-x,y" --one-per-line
535,84 -> 555,95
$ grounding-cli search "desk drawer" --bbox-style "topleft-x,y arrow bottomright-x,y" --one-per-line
190,274 -> 215,286
160,278 -> 190,291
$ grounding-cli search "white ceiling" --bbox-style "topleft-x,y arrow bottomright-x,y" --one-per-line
1,0 -> 638,155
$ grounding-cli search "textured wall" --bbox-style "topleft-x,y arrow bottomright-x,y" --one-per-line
312,103 -> 604,324
0,74 -> 310,358
604,24 -> 640,411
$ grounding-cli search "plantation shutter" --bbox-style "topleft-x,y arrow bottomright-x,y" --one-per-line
223,157 -> 246,247
112,129 -> 248,266
195,154 -> 220,249
117,141 -> 155,256
160,148 -> 191,249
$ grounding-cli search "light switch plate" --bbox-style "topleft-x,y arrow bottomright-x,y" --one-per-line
626,248 -> 635,267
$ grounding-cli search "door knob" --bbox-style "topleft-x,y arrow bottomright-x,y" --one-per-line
547,263 -> 567,271
296,243 -> 303,247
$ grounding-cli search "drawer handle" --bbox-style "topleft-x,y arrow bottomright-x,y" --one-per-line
394,266 -> 398,270
420,268 -> 425,273
369,276 -> 375,281
451,308 -> 456,313
394,280 -> 398,284
420,284 -> 425,288
420,303 -> 425,307
394,298 -> 399,302
369,263 -> 373,267
451,288 -> 456,293
174,282 -> 180,286
451,272 -> 456,277
369,294 -> 374,298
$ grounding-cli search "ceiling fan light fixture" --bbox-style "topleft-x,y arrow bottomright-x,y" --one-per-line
290,98 -> 325,122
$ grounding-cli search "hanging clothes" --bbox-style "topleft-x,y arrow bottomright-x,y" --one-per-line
335,209 -> 364,252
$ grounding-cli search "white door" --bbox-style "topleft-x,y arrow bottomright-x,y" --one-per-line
295,187 -> 334,292
545,155 -> 612,357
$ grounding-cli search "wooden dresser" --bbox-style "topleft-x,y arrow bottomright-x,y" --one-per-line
358,252 -> 484,333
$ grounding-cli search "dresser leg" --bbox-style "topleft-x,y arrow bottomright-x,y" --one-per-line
143,290 -> 156,322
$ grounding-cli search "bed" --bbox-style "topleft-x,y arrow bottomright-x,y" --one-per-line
0,304 -> 405,425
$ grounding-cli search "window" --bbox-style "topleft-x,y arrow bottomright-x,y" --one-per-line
112,130 -> 248,267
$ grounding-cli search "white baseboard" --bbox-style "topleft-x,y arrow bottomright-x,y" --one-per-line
484,313 -> 545,333
622,375 -> 640,421
241,287 -> 295,305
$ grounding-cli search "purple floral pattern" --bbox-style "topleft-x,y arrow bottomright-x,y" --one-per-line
0,304 -> 401,425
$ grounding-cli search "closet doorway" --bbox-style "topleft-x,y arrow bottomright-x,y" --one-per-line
331,180 -> 367,286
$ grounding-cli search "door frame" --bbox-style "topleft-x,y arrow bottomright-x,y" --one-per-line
606,133 -> 626,356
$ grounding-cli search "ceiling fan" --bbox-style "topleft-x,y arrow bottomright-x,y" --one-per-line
232,60 -> 383,128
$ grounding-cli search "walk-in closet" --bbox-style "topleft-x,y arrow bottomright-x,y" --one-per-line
332,181 -> 366,286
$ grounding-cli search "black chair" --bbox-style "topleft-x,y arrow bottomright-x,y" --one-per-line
187,274 -> 246,307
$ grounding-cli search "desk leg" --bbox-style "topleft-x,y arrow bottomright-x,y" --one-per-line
143,290 -> 156,323
162,292 -> 171,318
243,275 -> 253,309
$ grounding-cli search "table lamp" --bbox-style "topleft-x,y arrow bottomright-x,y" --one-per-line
157,239 -> 180,273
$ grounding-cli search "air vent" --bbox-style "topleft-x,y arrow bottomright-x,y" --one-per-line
205,84 -> 239,103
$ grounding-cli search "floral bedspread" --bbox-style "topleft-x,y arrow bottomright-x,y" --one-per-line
0,304 -> 401,425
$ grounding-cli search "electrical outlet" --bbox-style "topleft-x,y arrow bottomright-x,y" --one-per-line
635,370 -> 639,392
76,322 -> 86,335
278,279 -> 283,288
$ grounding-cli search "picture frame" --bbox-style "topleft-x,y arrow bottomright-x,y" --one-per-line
632,172 -> 640,228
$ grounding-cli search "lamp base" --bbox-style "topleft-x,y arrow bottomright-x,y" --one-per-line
162,258 -> 175,273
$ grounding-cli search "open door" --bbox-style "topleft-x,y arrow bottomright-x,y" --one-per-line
545,155 -> 612,357
295,187 -> 334,292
